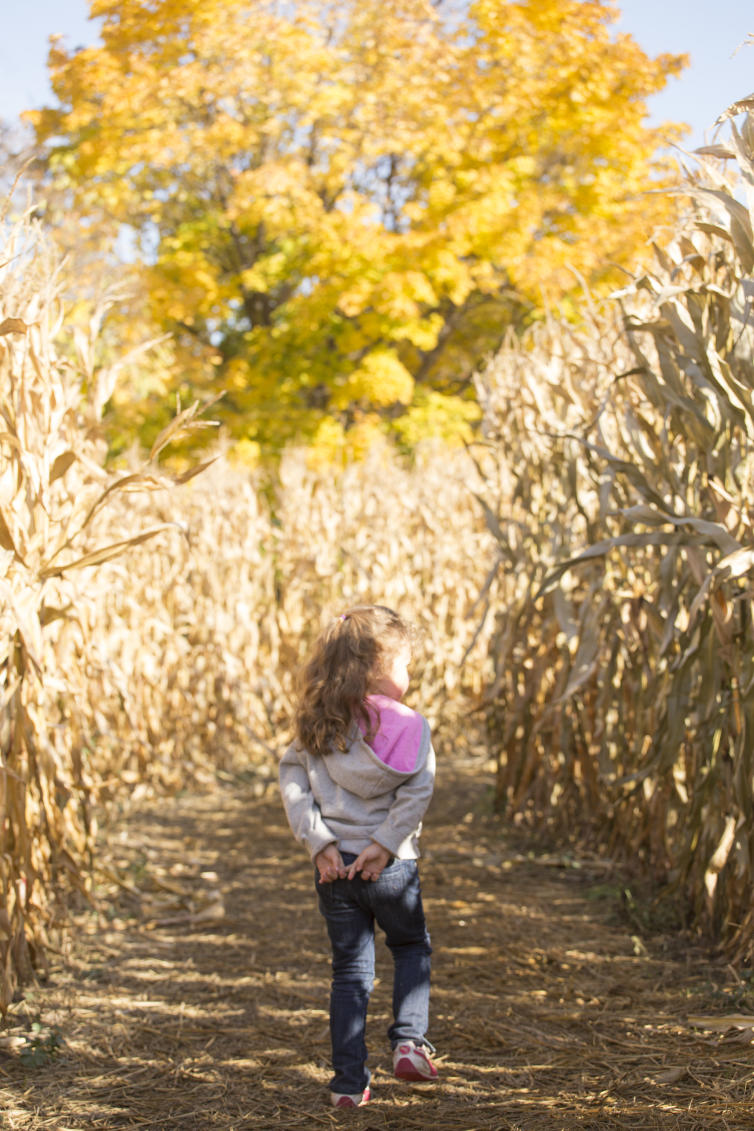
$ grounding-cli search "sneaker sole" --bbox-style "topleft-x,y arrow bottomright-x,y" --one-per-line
393,1056 -> 437,1082
331,1086 -> 371,1107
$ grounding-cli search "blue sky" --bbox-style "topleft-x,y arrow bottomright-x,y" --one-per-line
1,1 -> 752,150
613,1 -> 752,148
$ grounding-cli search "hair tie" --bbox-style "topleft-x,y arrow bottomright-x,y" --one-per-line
338,613 -> 348,622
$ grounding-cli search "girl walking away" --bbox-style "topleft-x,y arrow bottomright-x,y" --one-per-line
279,605 -> 438,1109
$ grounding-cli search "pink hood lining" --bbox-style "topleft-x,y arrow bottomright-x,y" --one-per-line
358,694 -> 425,773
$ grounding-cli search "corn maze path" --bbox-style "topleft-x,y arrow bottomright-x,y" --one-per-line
2,754 -> 754,1130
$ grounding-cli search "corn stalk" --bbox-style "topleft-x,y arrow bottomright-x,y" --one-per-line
0,206 -> 213,1010
475,109 -> 754,955
0,207 -> 497,1009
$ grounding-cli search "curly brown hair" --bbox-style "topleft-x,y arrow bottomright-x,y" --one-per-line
293,605 -> 411,757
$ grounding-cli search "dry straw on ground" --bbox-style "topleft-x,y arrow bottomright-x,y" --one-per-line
2,753 -> 754,1130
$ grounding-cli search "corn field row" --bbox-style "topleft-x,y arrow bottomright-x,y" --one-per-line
475,109 -> 754,958
4,106 -> 754,1012
0,205 -> 495,1011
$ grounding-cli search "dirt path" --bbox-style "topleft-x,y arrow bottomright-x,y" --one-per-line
1,756 -> 754,1130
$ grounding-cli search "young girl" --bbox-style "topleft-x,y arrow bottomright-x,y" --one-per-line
279,604 -> 438,1109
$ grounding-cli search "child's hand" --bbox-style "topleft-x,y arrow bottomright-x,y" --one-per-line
347,841 -> 391,882
315,844 -> 345,884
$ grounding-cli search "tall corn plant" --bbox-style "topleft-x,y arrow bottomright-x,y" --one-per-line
473,310 -> 649,827
0,225 -> 496,1002
81,441 -> 497,778
476,107 -> 754,955
0,203 -> 210,1011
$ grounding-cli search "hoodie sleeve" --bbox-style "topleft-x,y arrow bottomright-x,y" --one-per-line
279,742 -> 338,860
370,741 -> 436,857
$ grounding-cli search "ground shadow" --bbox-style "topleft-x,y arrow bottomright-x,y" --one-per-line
1,756 -> 753,1129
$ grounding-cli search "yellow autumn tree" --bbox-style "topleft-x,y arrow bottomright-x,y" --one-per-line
31,0 -> 686,455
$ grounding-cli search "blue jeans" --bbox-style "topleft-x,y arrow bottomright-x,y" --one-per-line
315,853 -> 432,1095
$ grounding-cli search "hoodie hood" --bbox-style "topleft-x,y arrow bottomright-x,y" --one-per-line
323,700 -> 431,801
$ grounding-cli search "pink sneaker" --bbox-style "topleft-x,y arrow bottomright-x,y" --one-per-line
392,1040 -> 438,1081
330,1086 -> 371,1108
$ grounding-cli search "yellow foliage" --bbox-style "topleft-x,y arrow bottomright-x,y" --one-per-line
31,0 -> 688,456
393,391 -> 481,450
229,437 -> 261,467
333,351 -> 415,410
306,416 -> 348,468
306,414 -> 389,468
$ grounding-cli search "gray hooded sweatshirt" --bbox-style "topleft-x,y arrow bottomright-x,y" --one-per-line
279,695 -> 435,860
